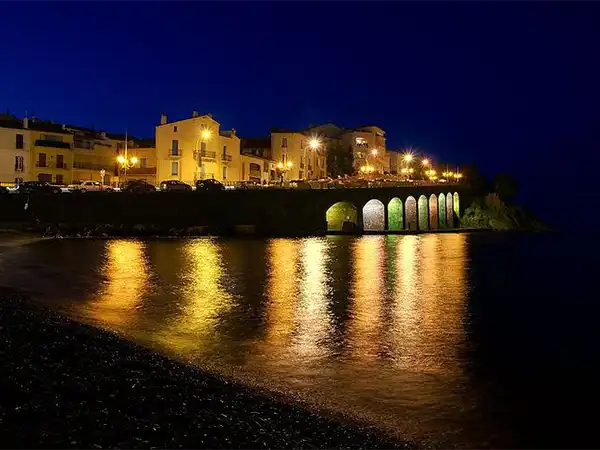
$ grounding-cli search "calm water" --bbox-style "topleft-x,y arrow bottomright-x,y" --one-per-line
0,233 -> 598,448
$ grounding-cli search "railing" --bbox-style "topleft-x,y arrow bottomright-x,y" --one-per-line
73,162 -> 109,170
222,154 -> 232,161
36,162 -> 69,169
127,167 -> 157,175
196,150 -> 216,159
34,139 -> 72,149
168,148 -> 183,158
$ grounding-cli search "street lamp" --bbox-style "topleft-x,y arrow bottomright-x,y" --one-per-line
195,126 -> 213,182
116,154 -> 138,184
303,137 -> 322,180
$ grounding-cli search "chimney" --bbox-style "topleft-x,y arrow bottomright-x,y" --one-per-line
192,110 -> 199,117
207,113 -> 213,119
23,116 -> 28,129
160,112 -> 168,125
231,128 -> 236,136
100,131 -> 107,138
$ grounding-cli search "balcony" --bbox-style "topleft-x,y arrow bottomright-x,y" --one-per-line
126,167 -> 157,175
194,149 -> 217,160
73,162 -> 108,171
36,162 -> 69,169
222,154 -> 233,162
168,148 -> 183,158
35,139 -> 72,149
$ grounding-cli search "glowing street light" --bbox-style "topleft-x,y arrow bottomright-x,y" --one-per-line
403,153 -> 413,163
308,137 -> 321,150
371,149 -> 378,156
286,160 -> 293,168
422,158 -> 430,166
201,129 -> 212,141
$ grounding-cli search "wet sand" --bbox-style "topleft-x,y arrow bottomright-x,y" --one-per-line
0,288 -> 406,449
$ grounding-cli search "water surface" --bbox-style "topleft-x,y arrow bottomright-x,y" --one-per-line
0,233 -> 597,448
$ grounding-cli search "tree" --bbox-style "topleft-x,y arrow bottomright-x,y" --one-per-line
462,164 -> 492,197
327,143 -> 354,177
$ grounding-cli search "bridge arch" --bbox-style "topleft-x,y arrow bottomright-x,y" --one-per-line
363,199 -> 385,231
388,197 -> 403,231
438,194 -> 447,228
429,194 -> 438,230
446,193 -> 454,228
405,196 -> 417,231
453,192 -> 460,219
326,201 -> 357,232
418,195 -> 429,230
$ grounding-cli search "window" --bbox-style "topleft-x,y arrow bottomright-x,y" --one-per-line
140,158 -> 148,168
171,139 -> 179,155
355,137 -> 368,148
173,126 -> 178,132
222,166 -> 228,180
14,156 -> 24,172
222,145 -> 227,157
16,134 -> 24,149
171,161 -> 179,176
200,141 -> 206,152
55,174 -> 63,185
15,177 -> 23,185
263,161 -> 269,172
281,137 -> 288,148
300,140 -> 305,149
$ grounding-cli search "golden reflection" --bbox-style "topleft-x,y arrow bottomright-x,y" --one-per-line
293,238 -> 330,357
154,239 -> 233,352
88,240 -> 149,327
349,236 -> 385,359
393,234 -> 467,373
265,239 -> 300,347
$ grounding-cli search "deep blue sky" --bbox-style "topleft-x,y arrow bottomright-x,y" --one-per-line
2,2 -> 598,223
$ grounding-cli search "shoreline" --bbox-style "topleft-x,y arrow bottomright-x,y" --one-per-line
0,288 -> 407,449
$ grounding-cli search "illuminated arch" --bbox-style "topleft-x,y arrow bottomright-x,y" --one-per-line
405,196 -> 417,231
453,192 -> 460,218
438,193 -> 447,229
429,194 -> 438,230
388,197 -> 403,231
446,193 -> 454,228
326,202 -> 357,232
418,195 -> 429,230
363,199 -> 385,231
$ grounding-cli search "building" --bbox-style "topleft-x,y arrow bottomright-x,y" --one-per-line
271,123 -> 388,179
340,125 -> 389,174
155,111 -> 241,185
27,120 -> 75,185
0,115 -> 30,186
270,129 -> 327,180
240,137 -> 276,183
118,138 -> 158,185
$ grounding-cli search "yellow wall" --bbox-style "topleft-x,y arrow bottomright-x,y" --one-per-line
118,147 -> 158,185
0,126 -> 31,185
156,114 -> 241,185
240,154 -> 273,183
30,130 -> 74,184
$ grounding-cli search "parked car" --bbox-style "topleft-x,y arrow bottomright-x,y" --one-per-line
160,180 -> 192,192
0,186 -> 8,194
195,179 -> 225,192
69,180 -> 113,193
17,181 -> 62,195
121,179 -> 156,193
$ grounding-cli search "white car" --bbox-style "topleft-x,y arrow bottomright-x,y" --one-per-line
68,181 -> 113,193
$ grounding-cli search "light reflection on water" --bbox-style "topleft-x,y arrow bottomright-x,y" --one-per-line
0,234 -> 500,447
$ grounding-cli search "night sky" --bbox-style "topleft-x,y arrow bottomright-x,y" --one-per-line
2,2 -> 598,224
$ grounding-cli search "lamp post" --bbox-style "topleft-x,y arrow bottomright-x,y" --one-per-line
195,127 -> 212,183
116,130 -> 137,185
304,137 -> 322,180
369,148 -> 378,174
277,160 -> 293,184
401,153 -> 414,181
100,169 -> 106,190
